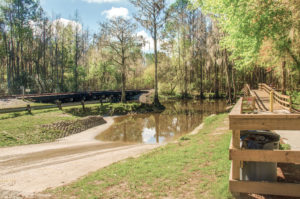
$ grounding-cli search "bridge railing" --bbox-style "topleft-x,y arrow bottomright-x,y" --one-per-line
242,84 -> 256,113
258,83 -> 292,112
229,98 -> 300,197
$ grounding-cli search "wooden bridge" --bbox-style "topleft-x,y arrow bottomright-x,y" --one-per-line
229,83 -> 300,197
0,90 -> 147,114
242,83 -> 298,113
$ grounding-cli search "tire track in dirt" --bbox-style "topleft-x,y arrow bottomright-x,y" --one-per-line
0,116 -> 162,197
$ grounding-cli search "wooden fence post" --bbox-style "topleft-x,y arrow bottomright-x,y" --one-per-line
26,104 -> 31,114
289,96 -> 292,113
56,100 -> 62,110
232,129 -> 241,197
270,91 -> 274,112
100,98 -> 103,107
232,130 -> 241,180
252,96 -> 256,111
81,100 -> 85,111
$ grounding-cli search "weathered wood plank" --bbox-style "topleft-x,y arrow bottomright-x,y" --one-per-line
229,180 -> 300,197
229,113 -> 300,119
230,98 -> 243,115
230,149 -> 300,163
232,131 -> 240,180
229,117 -> 300,130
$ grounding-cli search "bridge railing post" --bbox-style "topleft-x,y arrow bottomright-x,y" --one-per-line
289,96 -> 292,113
270,91 -> 274,112
252,96 -> 256,110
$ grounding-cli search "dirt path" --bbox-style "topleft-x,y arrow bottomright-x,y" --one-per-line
0,99 -> 28,109
0,116 -> 161,198
138,89 -> 154,104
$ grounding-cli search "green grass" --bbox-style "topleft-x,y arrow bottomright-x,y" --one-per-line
0,110 -> 77,147
0,102 -> 144,147
48,114 -> 232,199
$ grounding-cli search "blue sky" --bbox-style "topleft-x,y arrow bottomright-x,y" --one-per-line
40,0 -> 175,51
40,0 -> 175,34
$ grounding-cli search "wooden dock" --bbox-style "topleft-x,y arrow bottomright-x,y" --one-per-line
229,84 -> 300,197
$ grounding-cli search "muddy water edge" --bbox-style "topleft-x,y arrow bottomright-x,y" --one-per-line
96,99 -> 226,144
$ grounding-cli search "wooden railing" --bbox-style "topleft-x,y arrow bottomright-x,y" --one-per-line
229,98 -> 300,197
241,84 -> 256,113
258,83 -> 292,112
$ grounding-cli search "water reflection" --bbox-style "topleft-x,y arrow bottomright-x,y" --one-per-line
96,100 -> 226,144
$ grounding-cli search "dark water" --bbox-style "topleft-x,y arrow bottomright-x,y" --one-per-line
96,100 -> 226,144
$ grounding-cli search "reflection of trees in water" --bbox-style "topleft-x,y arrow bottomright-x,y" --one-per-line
97,100 -> 226,143
162,100 -> 225,115
97,115 -> 145,143
154,114 -> 160,143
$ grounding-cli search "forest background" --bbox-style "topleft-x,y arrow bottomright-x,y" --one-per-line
0,0 -> 299,104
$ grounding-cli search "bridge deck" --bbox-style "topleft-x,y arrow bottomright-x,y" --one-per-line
252,89 -> 287,112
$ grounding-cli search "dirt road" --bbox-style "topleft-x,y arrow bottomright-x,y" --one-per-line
0,117 -> 161,198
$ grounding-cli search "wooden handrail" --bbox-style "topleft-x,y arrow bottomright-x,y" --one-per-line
229,98 -> 300,197
258,83 -> 292,112
244,84 -> 256,97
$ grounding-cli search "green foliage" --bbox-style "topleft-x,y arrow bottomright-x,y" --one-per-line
289,91 -> 300,110
279,143 -> 291,150
197,0 -> 297,70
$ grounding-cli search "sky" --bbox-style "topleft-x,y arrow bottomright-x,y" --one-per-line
40,0 -> 175,51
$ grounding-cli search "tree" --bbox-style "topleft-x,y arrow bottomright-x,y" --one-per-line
1,0 -> 40,93
130,0 -> 167,106
167,0 -> 190,98
73,11 -> 81,92
197,0 -> 300,92
100,17 -> 141,102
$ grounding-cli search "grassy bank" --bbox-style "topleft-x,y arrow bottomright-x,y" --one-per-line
48,114 -> 232,199
0,102 -> 148,147
157,92 -> 228,101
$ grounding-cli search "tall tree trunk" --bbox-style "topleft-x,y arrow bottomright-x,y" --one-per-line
74,28 -> 79,92
214,53 -> 219,98
3,32 -> 11,93
224,49 -> 232,104
153,17 -> 160,106
121,52 -> 126,103
60,34 -> 65,92
232,67 -> 237,101
281,60 -> 286,94
199,59 -> 204,98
